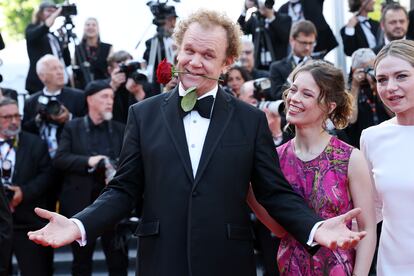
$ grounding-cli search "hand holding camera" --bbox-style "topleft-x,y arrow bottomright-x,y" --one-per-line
44,7 -> 62,28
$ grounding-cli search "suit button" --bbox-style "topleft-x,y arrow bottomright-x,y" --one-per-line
192,191 -> 199,197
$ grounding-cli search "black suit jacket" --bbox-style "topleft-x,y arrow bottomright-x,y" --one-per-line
340,19 -> 380,56
22,87 -> 86,136
0,183 -> 12,274
372,41 -> 385,55
279,0 -> 338,55
25,23 -> 71,94
238,11 -> 292,69
54,117 -> 125,217
269,55 -> 295,100
11,131 -> 52,230
74,87 -> 320,276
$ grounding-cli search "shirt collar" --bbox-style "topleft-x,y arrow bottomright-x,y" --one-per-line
43,87 -> 62,96
178,83 -> 218,99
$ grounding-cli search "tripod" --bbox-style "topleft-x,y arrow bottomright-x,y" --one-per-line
252,12 -> 275,70
59,16 -> 93,88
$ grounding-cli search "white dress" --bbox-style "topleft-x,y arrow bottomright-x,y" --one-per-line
360,121 -> 414,276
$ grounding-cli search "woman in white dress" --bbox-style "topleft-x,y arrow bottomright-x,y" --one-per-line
360,39 -> 414,275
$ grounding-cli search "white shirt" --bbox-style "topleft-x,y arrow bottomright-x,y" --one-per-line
179,83 -> 217,177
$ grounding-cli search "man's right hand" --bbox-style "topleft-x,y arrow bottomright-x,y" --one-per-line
110,68 -> 126,91
27,208 -> 81,248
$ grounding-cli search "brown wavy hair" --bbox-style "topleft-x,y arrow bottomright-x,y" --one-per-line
173,9 -> 243,61
283,60 -> 353,129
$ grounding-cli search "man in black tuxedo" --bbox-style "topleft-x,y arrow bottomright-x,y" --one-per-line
25,2 -> 71,94
0,175 -> 12,275
238,0 -> 292,70
269,20 -> 317,100
279,0 -> 338,57
340,0 -> 379,56
0,98 -> 53,275
28,9 -> 366,276
54,80 -> 127,276
372,3 -> 408,54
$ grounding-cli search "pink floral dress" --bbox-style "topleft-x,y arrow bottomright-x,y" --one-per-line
276,137 -> 355,276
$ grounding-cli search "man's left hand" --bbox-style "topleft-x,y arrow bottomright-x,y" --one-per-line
314,208 -> 366,250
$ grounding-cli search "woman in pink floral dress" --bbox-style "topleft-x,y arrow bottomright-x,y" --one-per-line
248,60 -> 376,276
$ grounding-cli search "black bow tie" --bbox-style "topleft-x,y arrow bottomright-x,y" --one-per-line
179,95 -> 215,119
0,139 -> 13,147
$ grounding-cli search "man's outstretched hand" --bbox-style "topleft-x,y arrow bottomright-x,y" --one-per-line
314,208 -> 366,250
27,208 -> 81,248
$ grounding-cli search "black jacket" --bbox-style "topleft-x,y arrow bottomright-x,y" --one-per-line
11,131 -> 52,230
269,55 -> 296,100
340,19 -> 380,56
74,87 -> 321,276
279,0 -> 338,56
238,11 -> 292,69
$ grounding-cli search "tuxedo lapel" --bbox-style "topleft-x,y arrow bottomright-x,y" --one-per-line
161,89 -> 194,182
12,134 -> 25,183
193,88 -> 234,188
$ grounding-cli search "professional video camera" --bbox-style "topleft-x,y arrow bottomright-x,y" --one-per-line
147,0 -> 179,27
37,96 -> 63,120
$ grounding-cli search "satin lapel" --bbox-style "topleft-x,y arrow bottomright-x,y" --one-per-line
12,134 -> 27,183
193,88 -> 234,189
161,89 -> 194,182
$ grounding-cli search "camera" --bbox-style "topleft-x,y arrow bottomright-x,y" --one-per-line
1,159 -> 14,201
58,3 -> 77,18
147,0 -> 178,27
94,157 -> 118,185
257,100 -> 284,115
253,77 -> 271,100
119,62 -> 148,84
37,96 -> 63,119
364,66 -> 376,81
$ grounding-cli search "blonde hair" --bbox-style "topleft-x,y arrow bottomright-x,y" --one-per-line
374,39 -> 414,72
283,60 -> 353,129
173,9 -> 243,61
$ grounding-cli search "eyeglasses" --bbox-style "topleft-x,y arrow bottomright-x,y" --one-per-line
0,114 -> 22,121
295,39 -> 317,47
242,50 -> 253,55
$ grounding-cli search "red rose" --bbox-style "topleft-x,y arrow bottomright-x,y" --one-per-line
156,59 -> 174,85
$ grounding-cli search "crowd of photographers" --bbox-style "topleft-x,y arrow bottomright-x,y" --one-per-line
0,0 -> 412,275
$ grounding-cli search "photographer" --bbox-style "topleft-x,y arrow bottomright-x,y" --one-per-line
25,1 -> 71,94
107,50 -> 148,124
238,0 -> 291,70
346,48 -> 392,148
0,98 -> 53,276
73,17 -> 113,89
53,80 -> 128,276
23,54 -> 86,157
143,2 -> 178,95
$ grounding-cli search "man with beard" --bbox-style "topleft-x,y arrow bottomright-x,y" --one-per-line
373,3 -> 409,54
53,80 -> 127,276
0,98 -> 53,275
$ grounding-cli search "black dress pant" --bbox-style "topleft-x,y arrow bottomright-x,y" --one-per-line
71,227 -> 128,276
12,229 -> 53,276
